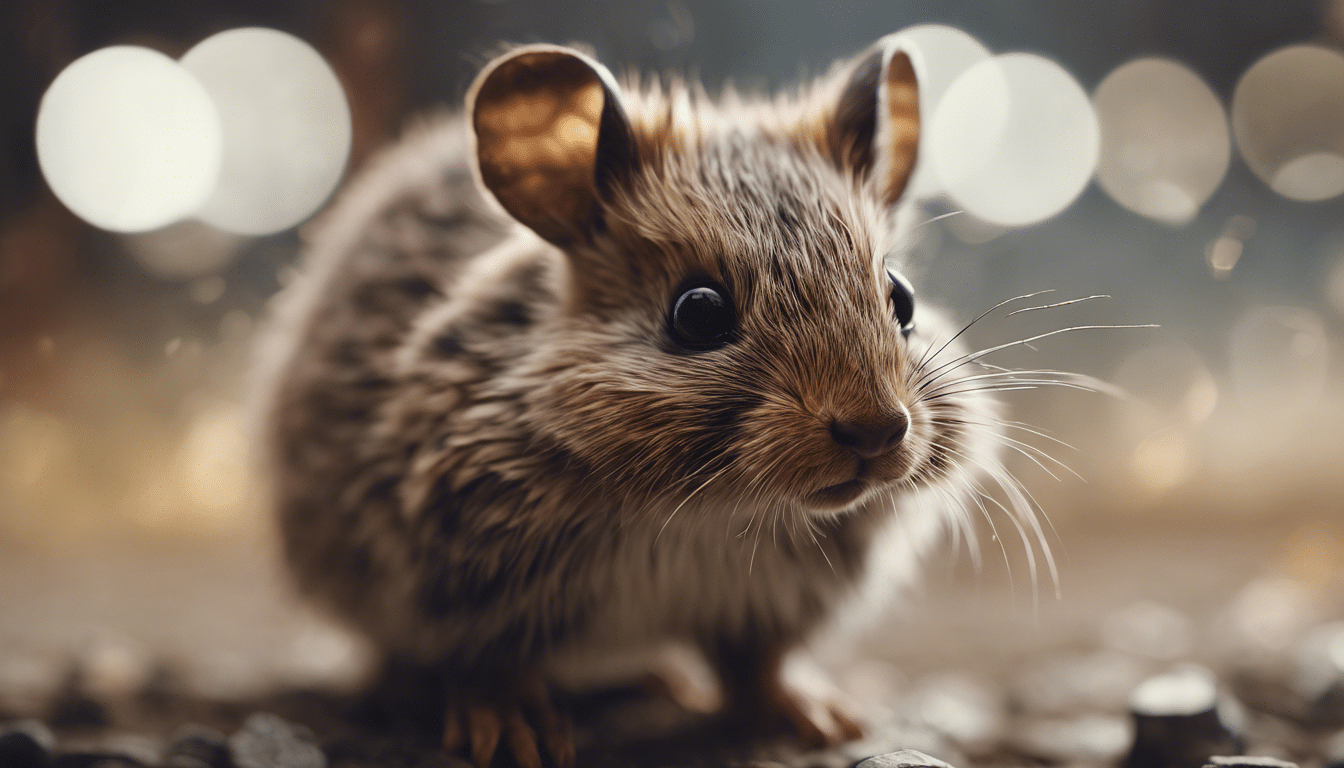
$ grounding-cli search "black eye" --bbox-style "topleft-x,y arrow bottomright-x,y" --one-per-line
887,269 -> 916,335
670,281 -> 736,349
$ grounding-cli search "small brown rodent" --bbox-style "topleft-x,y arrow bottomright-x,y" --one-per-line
254,35 -> 1014,767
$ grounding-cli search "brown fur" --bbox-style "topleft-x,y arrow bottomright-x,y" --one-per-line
253,40 -> 995,693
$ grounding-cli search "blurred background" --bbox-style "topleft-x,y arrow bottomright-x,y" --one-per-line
3,0 -> 1344,730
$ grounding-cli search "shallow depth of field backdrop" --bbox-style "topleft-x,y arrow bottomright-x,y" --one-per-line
2,0 -> 1344,733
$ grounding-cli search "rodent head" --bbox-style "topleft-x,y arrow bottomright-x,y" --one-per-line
465,40 -> 980,518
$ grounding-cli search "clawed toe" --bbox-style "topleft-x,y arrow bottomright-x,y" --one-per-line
442,677 -> 574,768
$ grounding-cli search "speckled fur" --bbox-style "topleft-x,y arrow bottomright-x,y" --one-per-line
254,43 -> 998,690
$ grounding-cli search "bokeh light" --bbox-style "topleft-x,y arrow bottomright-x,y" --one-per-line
887,24 -> 992,201
928,53 -> 1099,227
1232,44 -> 1344,202
1093,58 -> 1230,226
1228,306 -> 1330,415
35,46 -> 223,233
121,219 -> 245,279
181,28 -> 352,235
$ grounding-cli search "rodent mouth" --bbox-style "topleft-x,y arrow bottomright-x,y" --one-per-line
810,478 -> 867,508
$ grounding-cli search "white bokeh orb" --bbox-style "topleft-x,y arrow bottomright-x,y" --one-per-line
181,27 -> 352,235
1232,44 -> 1344,202
928,53 -> 1100,227
885,24 -> 993,200
1093,58 -> 1230,226
36,46 -> 223,233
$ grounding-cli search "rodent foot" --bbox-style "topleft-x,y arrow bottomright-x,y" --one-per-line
442,676 -> 574,768
761,651 -> 867,748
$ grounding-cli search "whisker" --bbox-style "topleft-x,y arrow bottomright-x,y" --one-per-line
916,323 -> 1158,391
912,290 -> 1059,380
1005,294 -> 1110,317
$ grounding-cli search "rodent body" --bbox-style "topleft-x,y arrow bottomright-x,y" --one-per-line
255,39 -> 998,762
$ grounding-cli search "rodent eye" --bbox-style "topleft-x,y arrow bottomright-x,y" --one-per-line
670,281 -> 736,349
888,268 -> 916,336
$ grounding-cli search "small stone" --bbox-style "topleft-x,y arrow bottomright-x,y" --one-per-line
1103,601 -> 1195,661
53,734 -> 163,768
1014,650 -> 1150,715
1011,714 -> 1133,763
1204,758 -> 1299,768
903,673 -> 1005,752
1291,622 -> 1344,723
0,719 -> 56,768
164,724 -> 232,768
229,713 -> 325,768
854,748 -> 957,768
1124,665 -> 1245,768
77,632 -> 154,701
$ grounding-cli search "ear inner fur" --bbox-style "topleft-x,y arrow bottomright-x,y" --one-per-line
469,47 -> 634,245
878,51 -> 920,205
828,44 -> 921,205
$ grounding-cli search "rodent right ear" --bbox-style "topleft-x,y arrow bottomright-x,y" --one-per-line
468,45 -> 638,246
825,36 -> 921,206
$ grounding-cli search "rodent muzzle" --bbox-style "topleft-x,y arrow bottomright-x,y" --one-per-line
828,406 -> 910,460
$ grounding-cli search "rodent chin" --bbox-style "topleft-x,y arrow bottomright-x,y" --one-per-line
808,478 -> 870,510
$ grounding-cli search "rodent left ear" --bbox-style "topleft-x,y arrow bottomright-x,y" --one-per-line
468,45 -> 638,245
825,36 -> 921,206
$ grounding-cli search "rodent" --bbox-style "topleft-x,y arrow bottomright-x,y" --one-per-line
253,35 -> 1007,768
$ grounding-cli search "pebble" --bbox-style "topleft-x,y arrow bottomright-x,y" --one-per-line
1204,757 -> 1299,768
1124,665 -> 1245,768
164,724 -> 232,768
854,748 -> 956,768
1014,650 -> 1150,715
1291,622 -> 1344,723
52,734 -> 164,768
0,719 -> 57,768
77,632 -> 154,701
229,713 -> 326,768
903,673 -> 1005,752
1010,714 -> 1133,763
1103,601 -> 1196,661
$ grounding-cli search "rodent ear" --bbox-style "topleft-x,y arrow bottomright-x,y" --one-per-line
468,45 -> 638,245
826,37 -> 921,206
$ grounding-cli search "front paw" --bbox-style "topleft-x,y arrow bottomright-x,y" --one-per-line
442,673 -> 574,768
762,651 -> 867,747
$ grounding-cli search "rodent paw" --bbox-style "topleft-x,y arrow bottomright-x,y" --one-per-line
761,652 -> 867,748
442,680 -> 574,768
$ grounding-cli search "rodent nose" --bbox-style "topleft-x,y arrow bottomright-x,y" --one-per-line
829,409 -> 909,459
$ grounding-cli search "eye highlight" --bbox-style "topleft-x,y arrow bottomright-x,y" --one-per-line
887,268 -> 916,335
669,280 -> 736,350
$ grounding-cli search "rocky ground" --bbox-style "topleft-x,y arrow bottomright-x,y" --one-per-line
3,516 -> 1344,768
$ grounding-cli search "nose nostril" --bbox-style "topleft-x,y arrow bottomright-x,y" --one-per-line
830,410 -> 909,459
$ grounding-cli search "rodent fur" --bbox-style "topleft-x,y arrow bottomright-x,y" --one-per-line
254,38 -> 1000,725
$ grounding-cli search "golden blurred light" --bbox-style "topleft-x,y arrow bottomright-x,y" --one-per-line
1228,306 -> 1329,413
1093,58 -> 1230,226
180,402 -> 254,530
1232,44 -> 1344,202
1131,428 -> 1193,494
929,53 -> 1099,226
0,405 -> 73,491
35,46 -> 223,232
887,24 -> 993,200
181,28 -> 352,235
122,219 -> 244,279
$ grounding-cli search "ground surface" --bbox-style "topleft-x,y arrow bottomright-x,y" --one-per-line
3,515 -> 1344,767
